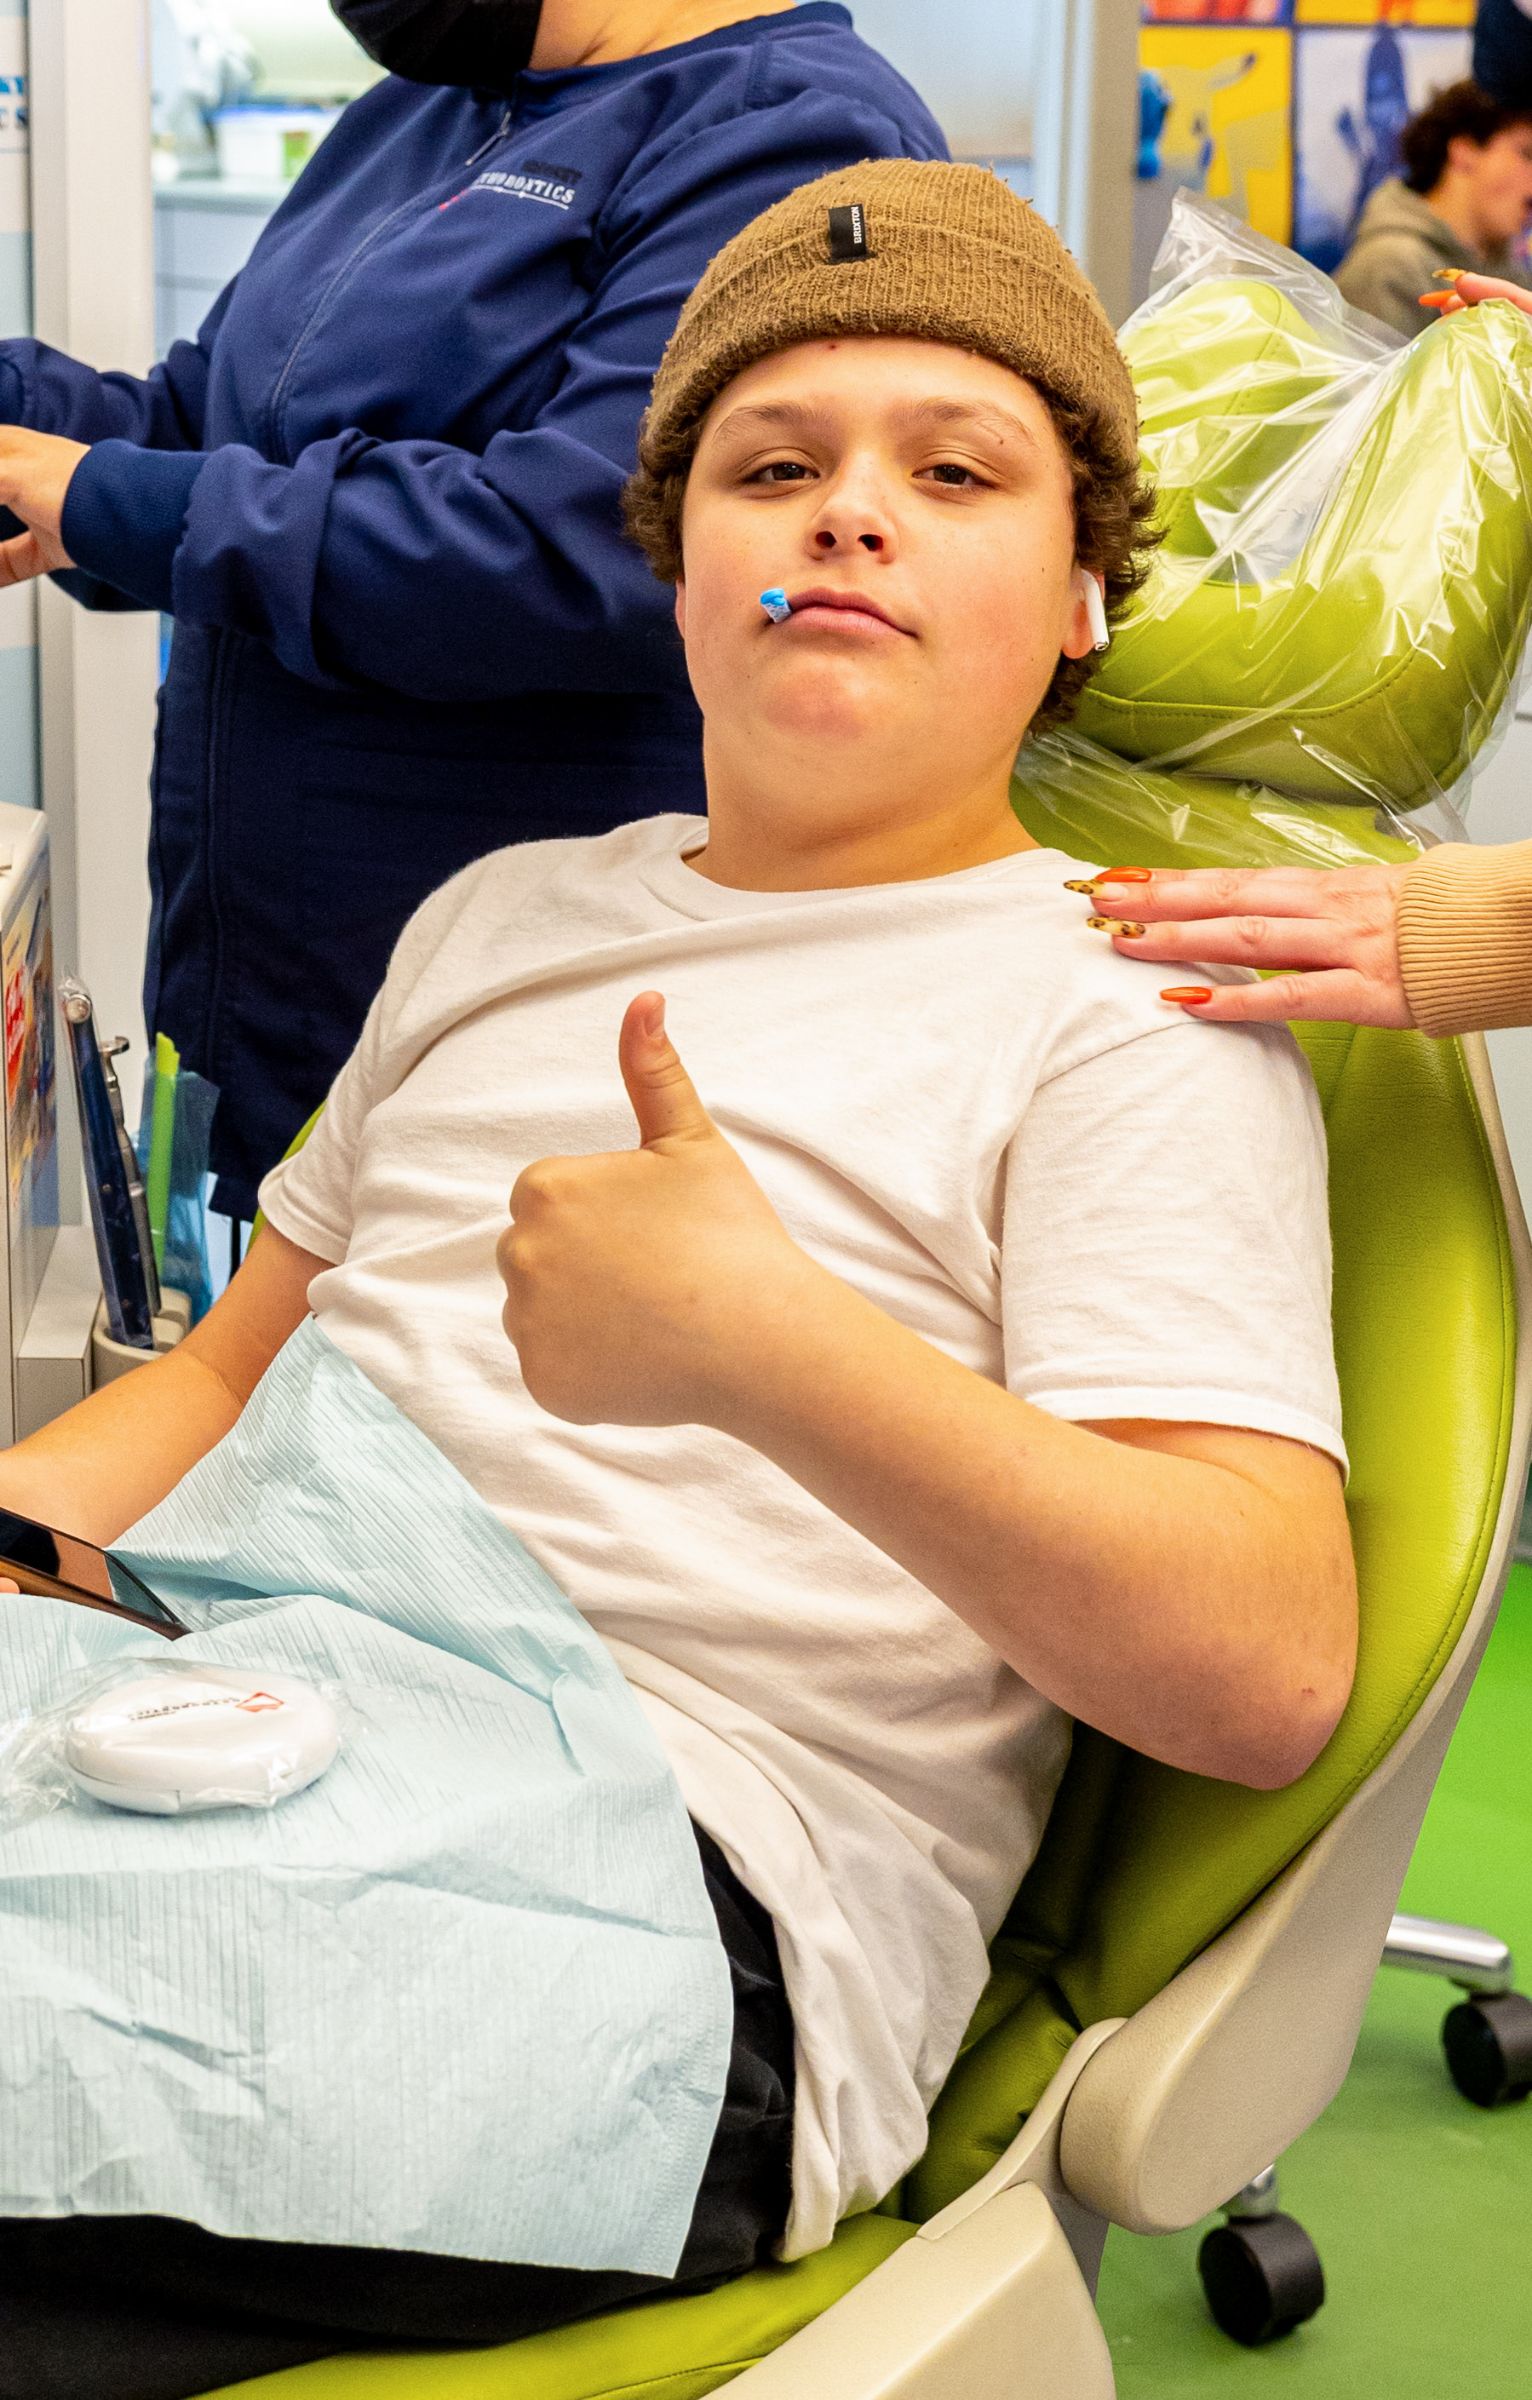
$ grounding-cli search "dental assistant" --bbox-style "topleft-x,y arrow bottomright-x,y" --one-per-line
0,0 -> 943,1219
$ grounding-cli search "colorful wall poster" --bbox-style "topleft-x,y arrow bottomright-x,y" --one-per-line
1296,4 -> 1472,27
2,831 -> 56,1235
1136,28 -> 1293,289
1293,23 -> 1471,268
1144,4 -> 1292,22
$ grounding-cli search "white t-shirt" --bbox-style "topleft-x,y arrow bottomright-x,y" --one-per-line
259,813 -> 1346,2259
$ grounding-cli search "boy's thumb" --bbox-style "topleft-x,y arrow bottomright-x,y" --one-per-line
620,992 -> 715,1148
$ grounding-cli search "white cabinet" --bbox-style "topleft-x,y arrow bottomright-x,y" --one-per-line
154,183 -> 280,355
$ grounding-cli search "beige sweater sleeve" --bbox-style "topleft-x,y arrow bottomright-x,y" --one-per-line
1398,840 -> 1532,1037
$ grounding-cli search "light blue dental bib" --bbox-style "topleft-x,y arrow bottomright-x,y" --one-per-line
0,1317 -> 732,2269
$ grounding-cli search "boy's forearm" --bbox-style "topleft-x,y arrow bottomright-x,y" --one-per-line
0,1223 -> 325,1547
713,1265 -> 1211,1678
711,1259 -> 1353,1785
0,1346 -> 246,1544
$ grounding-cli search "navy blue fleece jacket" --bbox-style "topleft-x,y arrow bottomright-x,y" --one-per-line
0,6 -> 945,1210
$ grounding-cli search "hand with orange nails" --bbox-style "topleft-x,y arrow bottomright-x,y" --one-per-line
497,991 -> 818,1427
1073,861 -> 1415,1028
1417,268 -> 1532,321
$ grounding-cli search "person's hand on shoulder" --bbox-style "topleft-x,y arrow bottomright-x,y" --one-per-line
0,428 -> 85,585
1078,860 -> 1414,1026
1418,269 -> 1532,319
498,993 -> 820,1426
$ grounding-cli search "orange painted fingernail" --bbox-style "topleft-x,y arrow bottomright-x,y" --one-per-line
1101,867 -> 1152,882
1161,986 -> 1212,1005
1419,292 -> 1453,310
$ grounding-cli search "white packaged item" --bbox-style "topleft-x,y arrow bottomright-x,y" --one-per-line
0,1658 -> 342,1818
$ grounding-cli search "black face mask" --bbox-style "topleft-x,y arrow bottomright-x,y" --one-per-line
1476,0 -> 1532,108
332,0 -> 545,92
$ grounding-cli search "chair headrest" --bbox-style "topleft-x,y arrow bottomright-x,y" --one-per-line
1071,277 -> 1532,810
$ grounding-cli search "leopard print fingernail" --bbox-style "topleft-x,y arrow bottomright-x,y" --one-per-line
1087,915 -> 1147,938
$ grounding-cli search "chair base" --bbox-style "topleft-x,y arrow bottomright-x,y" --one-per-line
1198,2172 -> 1325,2350
1441,1993 -> 1532,2107
1383,1912 -> 1532,2105
1383,1910 -> 1516,1994
1198,1910 -> 1532,2345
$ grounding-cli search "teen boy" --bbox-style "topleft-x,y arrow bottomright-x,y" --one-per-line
0,163 -> 1356,2389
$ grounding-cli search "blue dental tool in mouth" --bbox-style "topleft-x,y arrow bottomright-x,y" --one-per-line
760,588 -> 793,624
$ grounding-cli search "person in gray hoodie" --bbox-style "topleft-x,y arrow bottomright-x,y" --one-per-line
1335,77 -> 1532,338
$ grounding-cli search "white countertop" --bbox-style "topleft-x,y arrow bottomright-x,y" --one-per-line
154,176 -> 292,211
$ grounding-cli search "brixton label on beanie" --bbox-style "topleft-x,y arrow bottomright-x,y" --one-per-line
827,203 -> 871,263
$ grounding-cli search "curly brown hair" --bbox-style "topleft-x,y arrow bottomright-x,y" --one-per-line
622,375 -> 1159,739
1400,79 -> 1532,195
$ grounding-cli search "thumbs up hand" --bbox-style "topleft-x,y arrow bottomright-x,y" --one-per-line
498,993 -> 813,1427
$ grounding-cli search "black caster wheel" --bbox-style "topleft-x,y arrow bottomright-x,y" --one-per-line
1197,2213 -> 1326,2347
1442,1991 -> 1532,2107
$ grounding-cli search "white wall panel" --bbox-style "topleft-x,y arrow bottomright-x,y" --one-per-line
846,0 -> 1039,163
29,0 -> 158,1129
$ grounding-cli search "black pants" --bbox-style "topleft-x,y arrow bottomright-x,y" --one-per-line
0,1830 -> 794,2400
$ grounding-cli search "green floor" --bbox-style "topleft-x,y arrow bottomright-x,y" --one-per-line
1096,1564 -> 1532,2396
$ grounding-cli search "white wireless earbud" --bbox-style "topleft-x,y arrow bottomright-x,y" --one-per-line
1078,569 -> 1110,653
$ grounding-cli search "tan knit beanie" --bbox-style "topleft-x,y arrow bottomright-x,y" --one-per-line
639,160 -> 1138,480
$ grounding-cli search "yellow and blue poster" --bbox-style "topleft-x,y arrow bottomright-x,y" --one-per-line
1138,0 -> 1480,285
1136,28 -> 1293,288
1293,22 -> 1471,265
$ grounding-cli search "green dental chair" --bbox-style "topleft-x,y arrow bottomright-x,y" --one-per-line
203,279 -> 1532,2399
